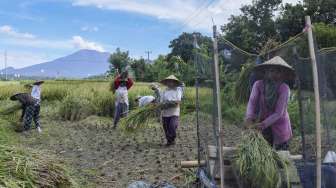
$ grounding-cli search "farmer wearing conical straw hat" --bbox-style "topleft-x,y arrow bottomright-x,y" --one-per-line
160,75 -> 183,146
244,56 -> 295,150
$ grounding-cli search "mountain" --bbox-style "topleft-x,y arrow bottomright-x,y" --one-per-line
1,49 -> 111,78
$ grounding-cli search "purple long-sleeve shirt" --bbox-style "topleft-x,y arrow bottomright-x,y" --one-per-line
245,80 -> 292,145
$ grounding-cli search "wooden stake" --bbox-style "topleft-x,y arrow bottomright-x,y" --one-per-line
305,16 -> 322,188
213,24 -> 225,188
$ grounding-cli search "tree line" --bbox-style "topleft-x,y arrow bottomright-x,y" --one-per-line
109,0 -> 336,86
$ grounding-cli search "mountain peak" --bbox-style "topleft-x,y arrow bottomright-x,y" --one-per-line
1,50 -> 111,78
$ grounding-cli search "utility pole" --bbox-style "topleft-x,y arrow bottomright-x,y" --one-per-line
145,51 -> 152,62
213,25 -> 224,188
4,50 -> 7,80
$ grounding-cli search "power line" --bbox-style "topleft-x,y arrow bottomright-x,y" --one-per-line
179,0 -> 216,31
179,0 -> 213,29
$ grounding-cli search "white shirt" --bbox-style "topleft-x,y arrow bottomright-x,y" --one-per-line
162,88 -> 182,117
115,86 -> 129,105
138,96 -> 155,107
31,85 -> 41,103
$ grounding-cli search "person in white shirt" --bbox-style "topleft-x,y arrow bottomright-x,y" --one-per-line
135,95 -> 156,107
160,75 -> 182,146
22,80 -> 44,133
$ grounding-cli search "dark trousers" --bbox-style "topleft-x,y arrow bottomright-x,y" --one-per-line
162,116 -> 179,144
23,105 -> 40,130
21,105 -> 27,122
113,102 -> 128,127
262,127 -> 289,150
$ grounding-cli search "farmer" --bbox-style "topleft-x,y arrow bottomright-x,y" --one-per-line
150,83 -> 161,103
160,75 -> 183,146
135,95 -> 156,107
244,56 -> 295,150
113,70 -> 133,128
10,81 -> 44,132
28,80 -> 44,133
20,84 -> 33,121
178,82 -> 185,99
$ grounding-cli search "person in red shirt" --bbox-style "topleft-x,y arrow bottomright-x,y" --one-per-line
113,71 -> 133,91
113,70 -> 133,128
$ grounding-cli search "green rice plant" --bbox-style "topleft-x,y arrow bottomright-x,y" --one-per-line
0,101 -> 22,116
0,84 -> 26,100
42,85 -> 69,101
0,145 -> 77,188
91,90 -> 115,117
119,104 -> 160,133
234,62 -> 255,104
234,130 -> 290,188
58,94 -> 96,121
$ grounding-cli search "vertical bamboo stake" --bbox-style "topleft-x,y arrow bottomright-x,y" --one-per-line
212,25 -> 225,188
305,16 -> 322,188
193,34 -> 201,168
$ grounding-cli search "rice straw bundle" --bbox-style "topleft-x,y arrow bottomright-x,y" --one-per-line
119,104 -> 160,133
234,62 -> 255,104
234,130 -> 290,188
0,145 -> 77,188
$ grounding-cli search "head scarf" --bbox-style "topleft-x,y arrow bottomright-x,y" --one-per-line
264,79 -> 280,111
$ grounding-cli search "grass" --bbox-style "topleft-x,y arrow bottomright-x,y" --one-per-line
0,145 -> 77,188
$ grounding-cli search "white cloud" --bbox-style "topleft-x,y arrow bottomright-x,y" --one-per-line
81,26 -> 99,32
72,0 -> 301,31
0,25 -> 106,52
0,25 -> 36,39
71,35 -> 105,52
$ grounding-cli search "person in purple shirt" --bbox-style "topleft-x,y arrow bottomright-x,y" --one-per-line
244,56 -> 296,150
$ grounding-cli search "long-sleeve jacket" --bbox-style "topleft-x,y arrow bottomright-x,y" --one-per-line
245,80 -> 292,144
114,76 -> 133,90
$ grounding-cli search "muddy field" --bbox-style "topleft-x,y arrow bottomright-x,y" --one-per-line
15,110 -> 241,188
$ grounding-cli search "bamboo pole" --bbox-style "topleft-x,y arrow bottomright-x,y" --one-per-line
193,34 -> 201,168
212,25 -> 225,188
305,16 -> 322,188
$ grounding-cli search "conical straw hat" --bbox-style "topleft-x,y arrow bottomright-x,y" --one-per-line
33,80 -> 44,85
160,75 -> 181,86
254,56 -> 295,79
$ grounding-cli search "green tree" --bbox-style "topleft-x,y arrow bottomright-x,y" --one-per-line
109,48 -> 130,73
314,22 -> 336,48
276,3 -> 306,42
168,32 -> 212,63
304,0 -> 336,25
221,0 -> 282,53
131,58 -> 146,81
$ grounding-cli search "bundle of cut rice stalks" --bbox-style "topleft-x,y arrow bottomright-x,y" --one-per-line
234,130 -> 290,188
0,145 -> 77,188
119,104 -> 160,133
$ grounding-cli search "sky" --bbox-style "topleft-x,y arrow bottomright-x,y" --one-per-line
0,0 -> 300,69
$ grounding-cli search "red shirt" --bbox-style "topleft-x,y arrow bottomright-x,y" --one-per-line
114,76 -> 133,90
